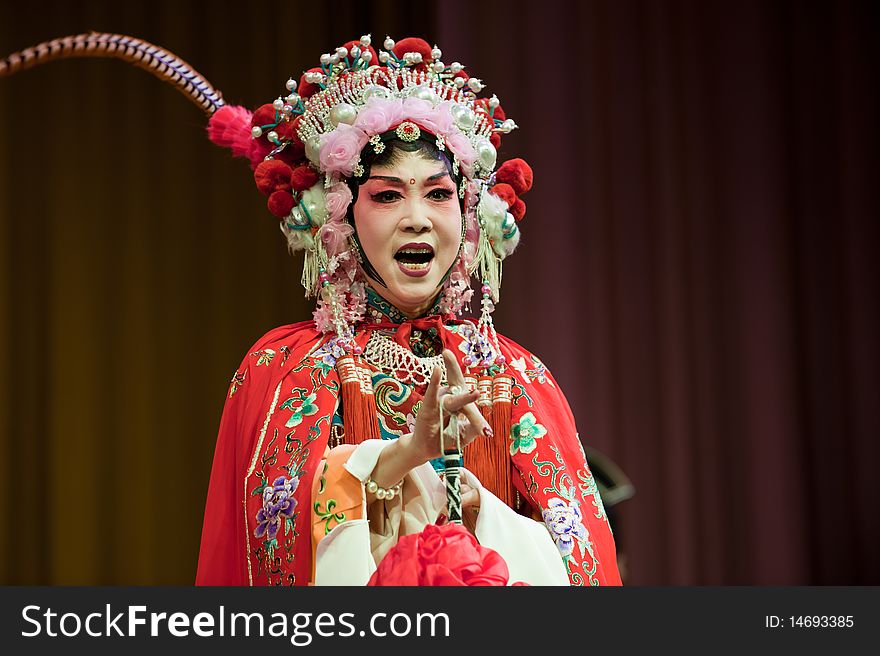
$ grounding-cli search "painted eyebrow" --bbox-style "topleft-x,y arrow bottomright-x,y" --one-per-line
366,171 -> 451,184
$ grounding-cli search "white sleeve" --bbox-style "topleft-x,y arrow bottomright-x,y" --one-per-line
314,439 -> 569,586
462,469 -> 570,585
314,439 -> 444,586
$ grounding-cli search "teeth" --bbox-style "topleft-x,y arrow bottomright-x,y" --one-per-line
399,261 -> 431,270
397,248 -> 433,255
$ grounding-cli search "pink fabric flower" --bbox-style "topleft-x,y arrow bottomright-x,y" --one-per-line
324,183 -> 353,222
318,221 -> 354,256
399,97 -> 434,125
319,123 -> 368,176
445,131 -> 477,167
417,102 -> 455,137
353,97 -> 404,135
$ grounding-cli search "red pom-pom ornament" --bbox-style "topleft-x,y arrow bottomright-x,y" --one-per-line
273,120 -> 296,142
489,182 -> 516,207
254,160 -> 294,195
495,158 -> 533,195
251,103 -> 276,130
290,165 -> 320,192
267,190 -> 295,218
340,39 -> 378,66
392,37 -> 433,63
298,67 -> 325,99
510,198 -> 526,222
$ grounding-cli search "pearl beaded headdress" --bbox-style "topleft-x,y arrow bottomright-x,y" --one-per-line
0,32 -> 534,327
1,33 -> 532,498
227,35 -> 531,308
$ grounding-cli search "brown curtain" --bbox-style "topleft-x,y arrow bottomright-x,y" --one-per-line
1,0 -> 877,585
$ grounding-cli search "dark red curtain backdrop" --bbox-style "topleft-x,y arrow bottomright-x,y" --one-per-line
1,0 -> 877,584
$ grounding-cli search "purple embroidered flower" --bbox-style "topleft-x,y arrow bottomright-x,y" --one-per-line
542,497 -> 589,558
254,475 -> 300,540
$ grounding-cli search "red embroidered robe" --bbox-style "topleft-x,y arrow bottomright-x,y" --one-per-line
196,317 -> 622,586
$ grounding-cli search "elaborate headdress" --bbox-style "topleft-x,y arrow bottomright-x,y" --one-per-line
2,32 -> 535,513
1,32 -> 532,342
205,34 -> 533,351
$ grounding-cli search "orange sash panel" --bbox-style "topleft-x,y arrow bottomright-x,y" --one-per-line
309,444 -> 366,584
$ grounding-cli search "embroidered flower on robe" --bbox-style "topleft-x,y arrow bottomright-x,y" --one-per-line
228,370 -> 246,398
509,412 -> 547,455
509,356 -> 530,380
542,497 -> 589,558
284,393 -> 319,428
251,348 -> 276,366
509,355 -> 555,387
254,475 -> 299,540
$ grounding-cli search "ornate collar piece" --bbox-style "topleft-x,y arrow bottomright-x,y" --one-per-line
364,286 -> 444,325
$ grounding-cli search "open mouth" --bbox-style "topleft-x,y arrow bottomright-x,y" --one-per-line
394,244 -> 435,272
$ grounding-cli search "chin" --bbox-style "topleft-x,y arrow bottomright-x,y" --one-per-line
377,251 -> 456,314
388,280 -> 440,307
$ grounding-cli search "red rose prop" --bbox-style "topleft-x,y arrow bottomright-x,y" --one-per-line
367,523 -> 511,586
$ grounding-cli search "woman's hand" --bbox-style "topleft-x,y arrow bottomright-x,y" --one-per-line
410,349 -> 493,463
438,482 -> 480,533
368,349 -> 492,490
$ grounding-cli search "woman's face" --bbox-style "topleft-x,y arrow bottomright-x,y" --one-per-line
352,150 -> 462,318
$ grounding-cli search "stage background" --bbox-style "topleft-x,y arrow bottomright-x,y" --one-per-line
1,0 -> 877,584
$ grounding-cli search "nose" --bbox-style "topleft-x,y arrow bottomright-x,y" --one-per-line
399,199 -> 433,233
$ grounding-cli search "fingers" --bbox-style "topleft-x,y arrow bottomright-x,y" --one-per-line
460,485 -> 480,509
440,389 -> 479,414
423,365 -> 442,410
440,349 -> 492,439
442,349 -> 465,387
